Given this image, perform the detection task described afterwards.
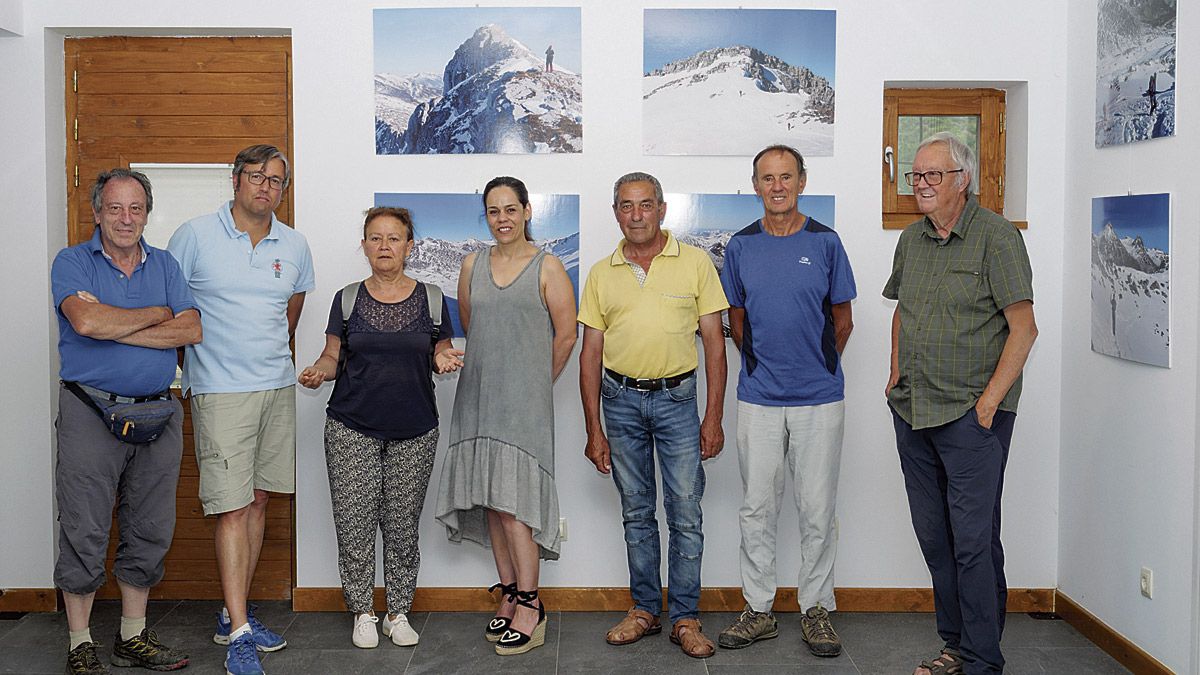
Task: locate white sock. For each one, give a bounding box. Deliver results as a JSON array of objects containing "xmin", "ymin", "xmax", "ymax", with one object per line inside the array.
[
  {"xmin": 68, "ymin": 628, "xmax": 92, "ymax": 650},
  {"xmin": 221, "ymin": 606, "xmax": 230, "ymax": 622},
  {"xmin": 230, "ymin": 622, "xmax": 252, "ymax": 641},
  {"xmin": 120, "ymin": 616, "xmax": 146, "ymax": 641}
]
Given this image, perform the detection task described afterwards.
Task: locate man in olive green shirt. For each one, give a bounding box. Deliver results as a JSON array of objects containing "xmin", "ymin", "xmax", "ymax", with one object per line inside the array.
[{"xmin": 883, "ymin": 133, "xmax": 1037, "ymax": 675}]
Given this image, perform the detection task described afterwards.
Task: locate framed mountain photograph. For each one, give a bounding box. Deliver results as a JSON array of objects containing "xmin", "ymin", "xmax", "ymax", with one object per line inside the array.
[
  {"xmin": 374, "ymin": 7, "xmax": 582, "ymax": 154},
  {"xmin": 1094, "ymin": 0, "xmax": 1176, "ymax": 147},
  {"xmin": 643, "ymin": 8, "xmax": 836, "ymax": 156}
]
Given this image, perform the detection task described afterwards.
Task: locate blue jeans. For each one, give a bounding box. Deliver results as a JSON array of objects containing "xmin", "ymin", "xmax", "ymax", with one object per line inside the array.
[
  {"xmin": 892, "ymin": 406, "xmax": 1015, "ymax": 675},
  {"xmin": 601, "ymin": 371, "xmax": 705, "ymax": 624}
]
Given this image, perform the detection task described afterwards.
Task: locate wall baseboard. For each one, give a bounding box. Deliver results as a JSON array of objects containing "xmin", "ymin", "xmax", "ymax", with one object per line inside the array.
[
  {"xmin": 1054, "ymin": 591, "xmax": 1171, "ymax": 675},
  {"xmin": 293, "ymin": 586, "xmax": 1054, "ymax": 614},
  {"xmin": 0, "ymin": 588, "xmax": 57, "ymax": 612}
]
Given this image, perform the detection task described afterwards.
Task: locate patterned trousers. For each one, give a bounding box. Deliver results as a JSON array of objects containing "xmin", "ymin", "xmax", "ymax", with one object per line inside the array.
[{"xmin": 324, "ymin": 417, "xmax": 438, "ymax": 615}]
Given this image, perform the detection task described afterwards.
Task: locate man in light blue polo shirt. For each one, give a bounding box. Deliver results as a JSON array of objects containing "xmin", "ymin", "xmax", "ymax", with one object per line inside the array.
[
  {"xmin": 717, "ymin": 145, "xmax": 856, "ymax": 658},
  {"xmin": 168, "ymin": 144, "xmax": 314, "ymax": 675},
  {"xmin": 53, "ymin": 168, "xmax": 199, "ymax": 674}
]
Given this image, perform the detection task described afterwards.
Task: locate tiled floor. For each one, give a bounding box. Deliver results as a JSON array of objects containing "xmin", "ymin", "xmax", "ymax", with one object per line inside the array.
[{"xmin": 0, "ymin": 601, "xmax": 1131, "ymax": 674}]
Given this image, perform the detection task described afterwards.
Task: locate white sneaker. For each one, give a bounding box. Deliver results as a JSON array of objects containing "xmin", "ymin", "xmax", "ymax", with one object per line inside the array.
[
  {"xmin": 382, "ymin": 613, "xmax": 419, "ymax": 646},
  {"xmin": 352, "ymin": 613, "xmax": 379, "ymax": 649}
]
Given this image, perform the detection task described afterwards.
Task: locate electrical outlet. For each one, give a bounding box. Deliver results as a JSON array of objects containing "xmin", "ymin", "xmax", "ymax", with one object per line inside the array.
[
  {"xmin": 1140, "ymin": 567, "xmax": 1153, "ymax": 599},
  {"xmin": 559, "ymin": 517, "xmax": 568, "ymax": 541}
]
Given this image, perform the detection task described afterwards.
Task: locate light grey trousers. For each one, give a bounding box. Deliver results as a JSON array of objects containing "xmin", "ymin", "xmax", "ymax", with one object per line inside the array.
[{"xmin": 736, "ymin": 399, "xmax": 845, "ymax": 613}]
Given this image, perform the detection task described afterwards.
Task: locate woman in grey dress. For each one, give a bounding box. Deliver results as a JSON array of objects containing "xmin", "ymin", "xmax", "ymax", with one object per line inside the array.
[{"xmin": 435, "ymin": 176, "xmax": 577, "ymax": 656}]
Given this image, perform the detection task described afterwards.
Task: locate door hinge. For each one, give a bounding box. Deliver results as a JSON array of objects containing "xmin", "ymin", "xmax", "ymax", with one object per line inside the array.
[
  {"xmin": 1000, "ymin": 111, "xmax": 1006, "ymax": 135},
  {"xmin": 73, "ymin": 118, "xmax": 78, "ymax": 141},
  {"xmin": 74, "ymin": 165, "xmax": 79, "ymax": 188},
  {"xmin": 72, "ymin": 70, "xmax": 77, "ymax": 93},
  {"xmin": 998, "ymin": 174, "xmax": 1004, "ymax": 200}
]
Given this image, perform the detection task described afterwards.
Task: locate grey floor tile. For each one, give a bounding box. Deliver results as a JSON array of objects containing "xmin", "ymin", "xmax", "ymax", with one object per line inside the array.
[
  {"xmin": 0, "ymin": 619, "xmax": 22, "ymax": 642},
  {"xmin": 834, "ymin": 612, "xmax": 945, "ymax": 675},
  {"xmin": 405, "ymin": 611, "xmax": 559, "ymax": 674},
  {"xmin": 709, "ymin": 666, "xmax": 860, "ymax": 675},
  {"xmin": 555, "ymin": 612, "xmax": 707, "ymax": 674},
  {"xmin": 1000, "ymin": 613, "xmax": 1095, "ymax": 651},
  {"xmin": 262, "ymin": 646, "xmax": 409, "ymax": 674}
]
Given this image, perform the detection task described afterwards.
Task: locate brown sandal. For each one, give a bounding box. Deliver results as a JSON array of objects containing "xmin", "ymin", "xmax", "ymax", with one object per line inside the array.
[
  {"xmin": 670, "ymin": 618, "xmax": 715, "ymax": 659},
  {"xmin": 915, "ymin": 649, "xmax": 964, "ymax": 675},
  {"xmin": 605, "ymin": 608, "xmax": 661, "ymax": 645}
]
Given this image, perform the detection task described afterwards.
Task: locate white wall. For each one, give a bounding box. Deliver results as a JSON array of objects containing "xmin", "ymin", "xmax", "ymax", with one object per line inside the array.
[
  {"xmin": 1059, "ymin": 1, "xmax": 1198, "ymax": 673},
  {"xmin": 3, "ymin": 0, "xmax": 1066, "ymax": 621}
]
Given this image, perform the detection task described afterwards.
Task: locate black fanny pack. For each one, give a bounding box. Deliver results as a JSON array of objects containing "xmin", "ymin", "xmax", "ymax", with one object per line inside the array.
[{"xmin": 64, "ymin": 381, "xmax": 176, "ymax": 444}]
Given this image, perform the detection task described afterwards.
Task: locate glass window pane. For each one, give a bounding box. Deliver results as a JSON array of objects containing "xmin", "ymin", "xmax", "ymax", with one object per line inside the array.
[{"xmin": 897, "ymin": 115, "xmax": 979, "ymax": 195}]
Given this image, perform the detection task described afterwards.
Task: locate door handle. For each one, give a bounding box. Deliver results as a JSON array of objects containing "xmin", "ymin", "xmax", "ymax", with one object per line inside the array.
[{"xmin": 884, "ymin": 145, "xmax": 896, "ymax": 183}]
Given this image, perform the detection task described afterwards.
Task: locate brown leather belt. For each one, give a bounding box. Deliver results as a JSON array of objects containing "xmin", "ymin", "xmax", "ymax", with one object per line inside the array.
[{"xmin": 604, "ymin": 368, "xmax": 695, "ymax": 391}]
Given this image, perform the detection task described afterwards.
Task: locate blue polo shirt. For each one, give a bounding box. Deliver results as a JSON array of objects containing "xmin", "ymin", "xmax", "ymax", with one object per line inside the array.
[
  {"xmin": 720, "ymin": 217, "xmax": 857, "ymax": 406},
  {"xmin": 168, "ymin": 201, "xmax": 315, "ymax": 395},
  {"xmin": 52, "ymin": 230, "xmax": 198, "ymax": 397}
]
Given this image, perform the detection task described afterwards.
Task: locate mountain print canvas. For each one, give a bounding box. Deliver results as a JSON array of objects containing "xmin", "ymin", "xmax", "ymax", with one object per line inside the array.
[
  {"xmin": 643, "ymin": 9, "xmax": 836, "ymax": 156},
  {"xmin": 1095, "ymin": 0, "xmax": 1176, "ymax": 147},
  {"xmin": 375, "ymin": 8, "xmax": 582, "ymax": 154},
  {"xmin": 374, "ymin": 192, "xmax": 579, "ymax": 338},
  {"xmin": 1091, "ymin": 193, "xmax": 1170, "ymax": 367}
]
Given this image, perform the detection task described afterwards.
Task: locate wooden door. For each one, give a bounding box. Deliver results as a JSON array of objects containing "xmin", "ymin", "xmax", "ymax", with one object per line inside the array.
[{"xmin": 65, "ymin": 36, "xmax": 295, "ymax": 600}]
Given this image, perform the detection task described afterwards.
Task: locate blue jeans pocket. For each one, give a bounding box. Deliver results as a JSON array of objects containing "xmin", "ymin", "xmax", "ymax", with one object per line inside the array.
[
  {"xmin": 666, "ymin": 376, "xmax": 697, "ymax": 402},
  {"xmin": 601, "ymin": 374, "xmax": 621, "ymax": 399}
]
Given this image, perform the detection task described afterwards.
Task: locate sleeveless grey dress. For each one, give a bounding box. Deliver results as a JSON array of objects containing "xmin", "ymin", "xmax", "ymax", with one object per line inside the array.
[{"xmin": 435, "ymin": 248, "xmax": 561, "ymax": 559}]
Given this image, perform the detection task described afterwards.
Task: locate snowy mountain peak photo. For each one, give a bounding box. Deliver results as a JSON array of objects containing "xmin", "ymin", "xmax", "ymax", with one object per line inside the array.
[
  {"xmin": 1094, "ymin": 0, "xmax": 1176, "ymax": 146},
  {"xmin": 443, "ymin": 24, "xmax": 543, "ymax": 94}
]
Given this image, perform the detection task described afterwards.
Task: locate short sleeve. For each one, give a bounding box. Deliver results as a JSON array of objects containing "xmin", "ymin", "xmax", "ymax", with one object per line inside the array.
[
  {"xmin": 882, "ymin": 230, "xmax": 908, "ymax": 300},
  {"xmin": 986, "ymin": 226, "xmax": 1034, "ymax": 309},
  {"xmin": 324, "ymin": 290, "xmax": 345, "ymax": 337},
  {"xmin": 576, "ymin": 264, "xmax": 607, "ymax": 331},
  {"xmin": 51, "ymin": 249, "xmax": 91, "ymax": 316},
  {"xmin": 293, "ymin": 236, "xmax": 316, "ymax": 294},
  {"xmin": 162, "ymin": 253, "xmax": 199, "ymax": 315},
  {"xmin": 719, "ymin": 237, "xmax": 746, "ymax": 309},
  {"xmin": 166, "ymin": 221, "xmax": 197, "ymax": 280},
  {"xmin": 828, "ymin": 235, "xmax": 857, "ymax": 305},
  {"xmin": 695, "ymin": 255, "xmax": 730, "ymax": 317}
]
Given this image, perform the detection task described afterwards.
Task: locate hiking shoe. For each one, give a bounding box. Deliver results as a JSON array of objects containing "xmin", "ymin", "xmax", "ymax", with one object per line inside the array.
[
  {"xmin": 66, "ymin": 641, "xmax": 109, "ymax": 674},
  {"xmin": 800, "ymin": 605, "xmax": 841, "ymax": 657},
  {"xmin": 352, "ymin": 613, "xmax": 379, "ymax": 649},
  {"xmin": 214, "ymin": 605, "xmax": 287, "ymax": 652},
  {"xmin": 223, "ymin": 632, "xmax": 263, "ymax": 675},
  {"xmin": 717, "ymin": 606, "xmax": 778, "ymax": 649},
  {"xmin": 382, "ymin": 613, "xmax": 419, "ymax": 647},
  {"xmin": 110, "ymin": 628, "xmax": 189, "ymax": 670}
]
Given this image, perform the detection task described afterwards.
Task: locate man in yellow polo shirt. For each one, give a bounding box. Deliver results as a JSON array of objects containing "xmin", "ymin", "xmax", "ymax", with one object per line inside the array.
[{"xmin": 578, "ymin": 171, "xmax": 728, "ymax": 659}]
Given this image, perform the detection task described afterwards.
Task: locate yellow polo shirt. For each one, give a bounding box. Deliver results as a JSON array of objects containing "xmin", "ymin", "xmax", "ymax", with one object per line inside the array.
[{"xmin": 578, "ymin": 231, "xmax": 729, "ymax": 379}]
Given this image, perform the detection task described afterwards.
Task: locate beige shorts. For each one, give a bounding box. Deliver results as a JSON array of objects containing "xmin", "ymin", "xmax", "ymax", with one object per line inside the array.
[{"xmin": 191, "ymin": 386, "xmax": 297, "ymax": 515}]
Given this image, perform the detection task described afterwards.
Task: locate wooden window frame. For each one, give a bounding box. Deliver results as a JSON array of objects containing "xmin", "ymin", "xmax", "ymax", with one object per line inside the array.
[{"xmin": 883, "ymin": 88, "xmax": 1022, "ymax": 230}]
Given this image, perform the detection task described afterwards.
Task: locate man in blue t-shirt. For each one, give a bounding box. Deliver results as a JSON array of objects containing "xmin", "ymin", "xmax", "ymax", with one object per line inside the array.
[
  {"xmin": 53, "ymin": 169, "xmax": 201, "ymax": 674},
  {"xmin": 717, "ymin": 145, "xmax": 856, "ymax": 658}
]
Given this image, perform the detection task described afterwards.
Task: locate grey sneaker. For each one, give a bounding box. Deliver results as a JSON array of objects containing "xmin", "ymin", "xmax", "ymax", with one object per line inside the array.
[
  {"xmin": 717, "ymin": 606, "xmax": 778, "ymax": 649},
  {"xmin": 800, "ymin": 605, "xmax": 841, "ymax": 657}
]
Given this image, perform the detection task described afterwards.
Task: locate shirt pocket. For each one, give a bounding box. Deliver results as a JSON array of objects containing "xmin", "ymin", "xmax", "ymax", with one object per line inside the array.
[
  {"xmin": 944, "ymin": 262, "xmax": 984, "ymax": 306},
  {"xmin": 658, "ymin": 293, "xmax": 697, "ymax": 334}
]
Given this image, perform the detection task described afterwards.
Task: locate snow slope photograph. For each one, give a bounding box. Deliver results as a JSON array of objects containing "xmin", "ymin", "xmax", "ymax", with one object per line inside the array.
[
  {"xmin": 643, "ymin": 9, "xmax": 835, "ymax": 156},
  {"xmin": 374, "ymin": 192, "xmax": 579, "ymax": 338},
  {"xmin": 374, "ymin": 7, "xmax": 582, "ymax": 154},
  {"xmin": 1091, "ymin": 193, "xmax": 1170, "ymax": 367},
  {"xmin": 663, "ymin": 192, "xmax": 834, "ymax": 337},
  {"xmin": 1095, "ymin": 0, "xmax": 1176, "ymax": 147}
]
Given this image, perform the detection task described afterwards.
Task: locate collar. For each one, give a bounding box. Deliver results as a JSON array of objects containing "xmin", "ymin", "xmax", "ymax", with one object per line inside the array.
[
  {"xmin": 608, "ymin": 229, "xmax": 680, "ymax": 266},
  {"xmin": 88, "ymin": 227, "xmax": 148, "ymax": 264},
  {"xmin": 218, "ymin": 200, "xmax": 281, "ymax": 241},
  {"xmin": 921, "ymin": 195, "xmax": 980, "ymax": 243}
]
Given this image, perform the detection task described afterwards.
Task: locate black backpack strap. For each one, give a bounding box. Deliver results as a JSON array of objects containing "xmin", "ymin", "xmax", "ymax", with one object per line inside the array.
[{"xmin": 336, "ymin": 281, "xmax": 364, "ymax": 378}]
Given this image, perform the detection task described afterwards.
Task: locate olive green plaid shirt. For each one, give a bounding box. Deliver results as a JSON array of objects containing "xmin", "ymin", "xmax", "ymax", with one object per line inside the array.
[{"xmin": 883, "ymin": 197, "xmax": 1033, "ymax": 430}]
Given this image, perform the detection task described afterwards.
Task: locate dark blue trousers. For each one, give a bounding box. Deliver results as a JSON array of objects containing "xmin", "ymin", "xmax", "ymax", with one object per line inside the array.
[{"xmin": 892, "ymin": 407, "xmax": 1015, "ymax": 675}]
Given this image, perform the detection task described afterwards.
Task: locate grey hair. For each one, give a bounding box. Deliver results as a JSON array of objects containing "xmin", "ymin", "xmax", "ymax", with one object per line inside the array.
[
  {"xmin": 233, "ymin": 144, "xmax": 291, "ymax": 190},
  {"xmin": 612, "ymin": 172, "xmax": 664, "ymax": 205},
  {"xmin": 91, "ymin": 168, "xmax": 153, "ymax": 215},
  {"xmin": 917, "ymin": 132, "xmax": 975, "ymax": 193}
]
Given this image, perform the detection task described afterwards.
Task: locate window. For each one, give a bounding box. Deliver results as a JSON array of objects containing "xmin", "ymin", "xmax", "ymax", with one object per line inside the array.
[{"xmin": 882, "ymin": 88, "xmax": 1022, "ymax": 230}]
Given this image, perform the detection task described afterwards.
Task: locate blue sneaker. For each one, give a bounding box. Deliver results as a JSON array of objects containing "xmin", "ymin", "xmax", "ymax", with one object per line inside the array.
[
  {"xmin": 224, "ymin": 632, "xmax": 264, "ymax": 675},
  {"xmin": 213, "ymin": 605, "xmax": 287, "ymax": 652}
]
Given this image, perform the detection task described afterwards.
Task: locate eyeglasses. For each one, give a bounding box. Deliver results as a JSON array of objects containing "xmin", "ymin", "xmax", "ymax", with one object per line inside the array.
[
  {"xmin": 902, "ymin": 168, "xmax": 964, "ymax": 186},
  {"xmin": 904, "ymin": 169, "xmax": 963, "ymax": 187},
  {"xmin": 244, "ymin": 171, "xmax": 284, "ymax": 190},
  {"xmin": 617, "ymin": 200, "xmax": 660, "ymax": 214}
]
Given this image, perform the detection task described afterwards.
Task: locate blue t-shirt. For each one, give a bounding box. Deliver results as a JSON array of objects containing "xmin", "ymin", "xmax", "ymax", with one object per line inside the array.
[
  {"xmin": 52, "ymin": 230, "xmax": 198, "ymax": 397},
  {"xmin": 168, "ymin": 201, "xmax": 315, "ymax": 395},
  {"xmin": 720, "ymin": 217, "xmax": 857, "ymax": 406},
  {"xmin": 324, "ymin": 283, "xmax": 454, "ymax": 441}
]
